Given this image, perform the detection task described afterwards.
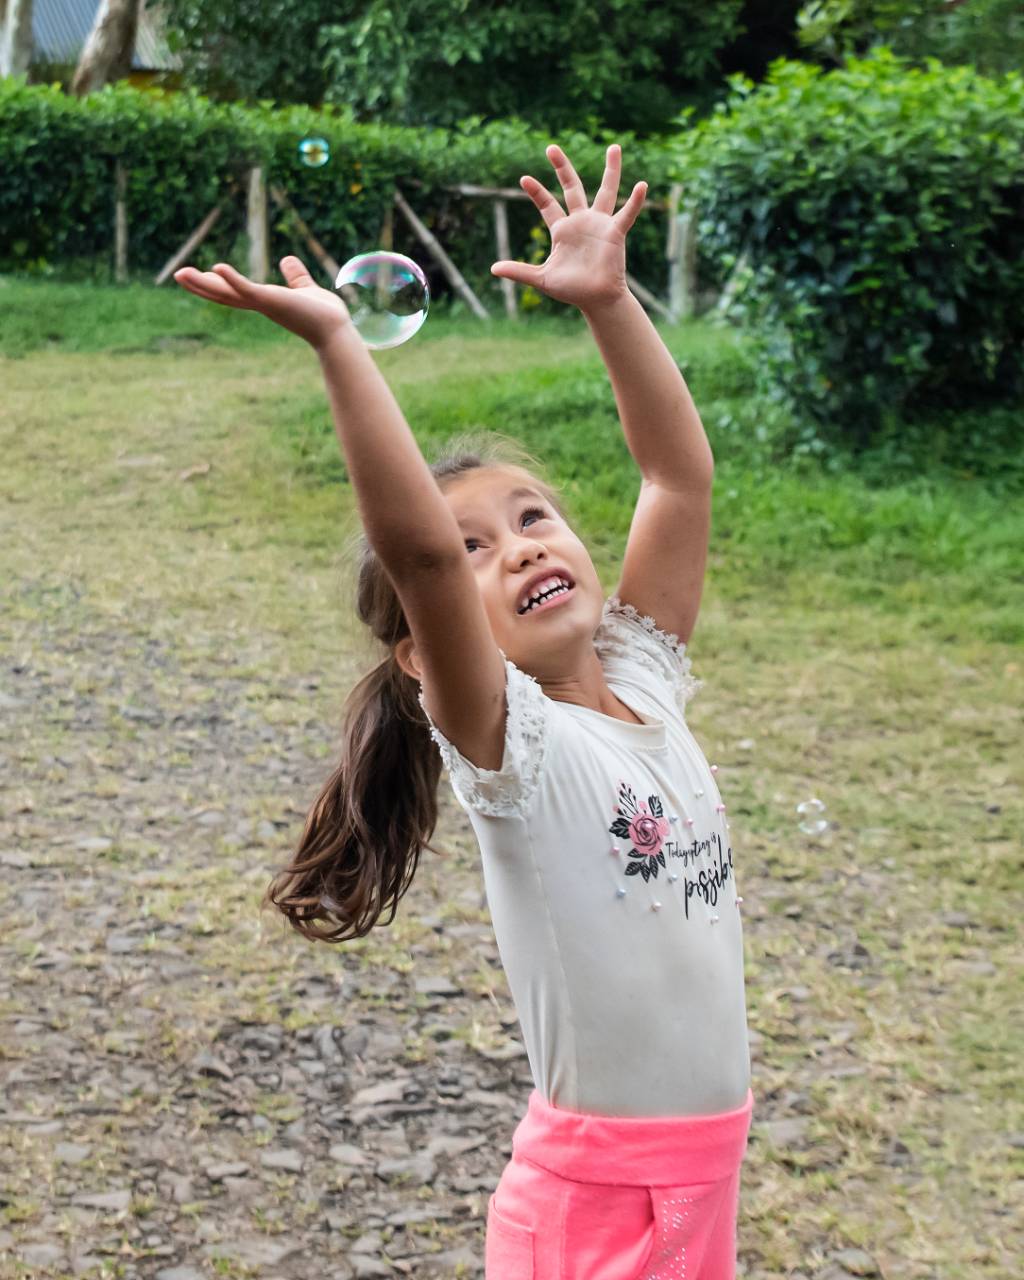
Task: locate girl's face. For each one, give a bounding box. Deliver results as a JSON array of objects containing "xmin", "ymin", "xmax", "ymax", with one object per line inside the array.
[{"xmin": 443, "ymin": 467, "xmax": 604, "ymax": 671}]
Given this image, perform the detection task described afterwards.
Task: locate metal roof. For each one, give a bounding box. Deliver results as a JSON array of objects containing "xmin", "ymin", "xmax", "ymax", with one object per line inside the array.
[{"xmin": 32, "ymin": 0, "xmax": 182, "ymax": 70}]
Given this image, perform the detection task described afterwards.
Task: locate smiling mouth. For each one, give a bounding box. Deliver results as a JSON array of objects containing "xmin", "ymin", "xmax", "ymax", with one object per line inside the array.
[{"xmin": 518, "ymin": 581, "xmax": 575, "ymax": 615}]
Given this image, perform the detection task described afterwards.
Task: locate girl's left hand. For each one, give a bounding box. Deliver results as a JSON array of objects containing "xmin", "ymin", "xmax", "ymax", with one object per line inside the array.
[{"xmin": 490, "ymin": 143, "xmax": 647, "ymax": 313}]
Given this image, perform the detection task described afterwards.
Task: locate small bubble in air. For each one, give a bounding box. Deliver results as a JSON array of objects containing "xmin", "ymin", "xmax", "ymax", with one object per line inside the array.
[
  {"xmin": 298, "ymin": 136, "xmax": 330, "ymax": 168},
  {"xmin": 796, "ymin": 797, "xmax": 828, "ymax": 836}
]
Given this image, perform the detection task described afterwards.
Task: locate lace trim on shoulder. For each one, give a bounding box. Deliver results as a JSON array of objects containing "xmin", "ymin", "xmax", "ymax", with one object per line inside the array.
[
  {"xmin": 599, "ymin": 595, "xmax": 704, "ymax": 710},
  {"xmin": 417, "ymin": 653, "xmax": 549, "ymax": 819}
]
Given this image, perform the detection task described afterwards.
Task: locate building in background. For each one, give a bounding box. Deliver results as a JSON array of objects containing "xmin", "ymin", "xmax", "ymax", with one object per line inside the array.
[{"xmin": 32, "ymin": 0, "xmax": 180, "ymax": 87}]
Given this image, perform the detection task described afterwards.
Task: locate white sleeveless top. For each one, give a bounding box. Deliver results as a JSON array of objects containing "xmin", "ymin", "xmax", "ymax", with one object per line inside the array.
[{"xmin": 418, "ymin": 596, "xmax": 751, "ymax": 1118}]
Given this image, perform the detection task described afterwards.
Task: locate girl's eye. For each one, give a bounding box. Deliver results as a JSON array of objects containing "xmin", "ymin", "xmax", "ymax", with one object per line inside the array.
[{"xmin": 465, "ymin": 506, "xmax": 547, "ymax": 552}]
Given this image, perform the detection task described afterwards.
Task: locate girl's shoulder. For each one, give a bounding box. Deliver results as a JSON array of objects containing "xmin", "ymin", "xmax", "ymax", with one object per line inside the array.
[
  {"xmin": 421, "ymin": 652, "xmax": 549, "ymax": 820},
  {"xmin": 595, "ymin": 596, "xmax": 703, "ymax": 710}
]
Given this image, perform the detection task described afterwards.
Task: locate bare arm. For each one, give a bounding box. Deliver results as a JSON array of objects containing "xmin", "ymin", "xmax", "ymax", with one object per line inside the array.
[
  {"xmin": 314, "ymin": 323, "xmax": 464, "ymax": 568},
  {"xmin": 580, "ymin": 288, "xmax": 713, "ymax": 646},
  {"xmin": 175, "ymin": 254, "xmax": 508, "ymax": 769},
  {"xmin": 491, "ymin": 143, "xmax": 714, "ymax": 645},
  {"xmin": 582, "ymin": 290, "xmax": 714, "ymax": 488},
  {"xmin": 173, "ymin": 255, "xmax": 464, "ymax": 569}
]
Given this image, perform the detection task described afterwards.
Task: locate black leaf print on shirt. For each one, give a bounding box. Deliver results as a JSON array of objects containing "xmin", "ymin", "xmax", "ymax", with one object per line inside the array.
[{"xmin": 623, "ymin": 849, "xmax": 667, "ymax": 883}]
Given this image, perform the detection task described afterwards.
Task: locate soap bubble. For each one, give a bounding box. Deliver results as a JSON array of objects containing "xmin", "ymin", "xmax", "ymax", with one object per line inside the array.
[
  {"xmin": 796, "ymin": 798, "xmax": 828, "ymax": 836},
  {"xmin": 298, "ymin": 136, "xmax": 330, "ymax": 168},
  {"xmin": 335, "ymin": 252, "xmax": 429, "ymax": 350}
]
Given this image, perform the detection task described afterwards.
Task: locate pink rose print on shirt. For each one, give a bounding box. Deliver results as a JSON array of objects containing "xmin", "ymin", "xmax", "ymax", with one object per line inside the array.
[{"xmin": 609, "ymin": 781, "xmax": 670, "ymax": 882}]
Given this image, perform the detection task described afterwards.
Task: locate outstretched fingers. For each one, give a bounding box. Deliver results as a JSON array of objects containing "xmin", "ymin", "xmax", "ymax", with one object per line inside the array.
[
  {"xmin": 520, "ymin": 174, "xmax": 566, "ymax": 230},
  {"xmin": 613, "ymin": 181, "xmax": 648, "ymax": 235},
  {"xmin": 173, "ymin": 265, "xmax": 249, "ymax": 307},
  {"xmin": 529, "ymin": 141, "xmax": 644, "ymax": 228},
  {"xmin": 592, "ymin": 144, "xmax": 622, "ymax": 216},
  {"xmin": 211, "ymin": 261, "xmax": 261, "ymax": 298},
  {"xmin": 546, "ymin": 144, "xmax": 588, "ymax": 212}
]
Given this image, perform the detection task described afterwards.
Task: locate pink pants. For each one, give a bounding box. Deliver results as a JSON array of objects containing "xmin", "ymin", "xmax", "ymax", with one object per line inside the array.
[{"xmin": 486, "ymin": 1087, "xmax": 754, "ymax": 1280}]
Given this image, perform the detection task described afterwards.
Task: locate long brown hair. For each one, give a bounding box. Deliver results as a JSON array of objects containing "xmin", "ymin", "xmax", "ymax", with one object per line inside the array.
[{"xmin": 263, "ymin": 430, "xmax": 569, "ymax": 943}]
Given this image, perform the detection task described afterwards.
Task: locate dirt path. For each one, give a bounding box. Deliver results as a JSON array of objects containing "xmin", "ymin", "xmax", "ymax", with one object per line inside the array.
[
  {"xmin": 1, "ymin": 574, "xmax": 531, "ymax": 1278},
  {"xmin": 1, "ymin": 346, "xmax": 1020, "ymax": 1280}
]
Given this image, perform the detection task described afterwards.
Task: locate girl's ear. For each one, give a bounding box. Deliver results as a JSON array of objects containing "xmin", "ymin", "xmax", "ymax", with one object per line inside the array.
[{"xmin": 394, "ymin": 636, "xmax": 420, "ymax": 683}]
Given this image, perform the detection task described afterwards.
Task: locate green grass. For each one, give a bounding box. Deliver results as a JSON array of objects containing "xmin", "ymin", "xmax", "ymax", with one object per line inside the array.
[
  {"xmin": 1, "ymin": 277, "xmax": 1020, "ymax": 649},
  {"xmin": 0, "ymin": 275, "xmax": 583, "ymax": 358}
]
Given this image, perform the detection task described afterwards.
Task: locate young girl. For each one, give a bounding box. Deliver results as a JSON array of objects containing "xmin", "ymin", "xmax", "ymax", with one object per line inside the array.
[{"xmin": 176, "ymin": 142, "xmax": 754, "ymax": 1280}]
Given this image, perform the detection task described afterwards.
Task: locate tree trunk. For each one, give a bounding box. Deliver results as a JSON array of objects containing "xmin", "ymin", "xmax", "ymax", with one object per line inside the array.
[
  {"xmin": 0, "ymin": 0, "xmax": 34, "ymax": 78},
  {"xmin": 70, "ymin": 0, "xmax": 140, "ymax": 96}
]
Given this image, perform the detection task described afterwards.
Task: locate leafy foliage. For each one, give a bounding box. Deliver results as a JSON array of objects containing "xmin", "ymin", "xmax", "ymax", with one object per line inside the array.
[
  {"xmin": 160, "ymin": 0, "xmax": 334, "ymax": 106},
  {"xmin": 672, "ymin": 47, "xmax": 1024, "ymax": 450},
  {"xmin": 160, "ymin": 0, "xmax": 748, "ymax": 136},
  {"xmin": 796, "ymin": 0, "xmax": 1024, "ymax": 75},
  {"xmin": 0, "ymin": 81, "xmax": 673, "ymax": 300}
]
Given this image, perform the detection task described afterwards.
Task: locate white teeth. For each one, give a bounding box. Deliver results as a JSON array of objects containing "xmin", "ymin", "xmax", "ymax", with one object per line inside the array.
[
  {"xmin": 519, "ymin": 575, "xmax": 569, "ymax": 611},
  {"xmin": 523, "ymin": 582, "xmax": 570, "ymax": 612}
]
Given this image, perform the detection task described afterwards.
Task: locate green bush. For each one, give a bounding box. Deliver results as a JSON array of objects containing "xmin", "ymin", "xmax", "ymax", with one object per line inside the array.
[
  {"xmin": 0, "ymin": 80, "xmax": 673, "ymax": 305},
  {"xmin": 672, "ymin": 47, "xmax": 1024, "ymax": 450}
]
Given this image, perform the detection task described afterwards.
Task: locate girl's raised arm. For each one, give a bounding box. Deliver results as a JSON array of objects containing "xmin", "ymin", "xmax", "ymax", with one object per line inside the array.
[
  {"xmin": 311, "ymin": 313, "xmax": 512, "ymax": 770},
  {"xmin": 492, "ymin": 145, "xmax": 715, "ymax": 646},
  {"xmin": 174, "ymin": 255, "xmax": 509, "ymax": 771},
  {"xmin": 175, "ymin": 256, "xmax": 465, "ymax": 569}
]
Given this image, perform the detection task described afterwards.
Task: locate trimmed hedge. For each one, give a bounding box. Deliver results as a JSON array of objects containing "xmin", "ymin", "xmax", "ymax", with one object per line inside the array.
[
  {"xmin": 0, "ymin": 81, "xmax": 673, "ymax": 308},
  {"xmin": 4, "ymin": 57, "xmax": 1021, "ymax": 454},
  {"xmin": 673, "ymin": 48, "xmax": 1024, "ymax": 446}
]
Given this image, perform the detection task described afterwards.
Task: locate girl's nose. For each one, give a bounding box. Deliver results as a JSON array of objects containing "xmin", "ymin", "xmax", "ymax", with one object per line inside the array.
[{"xmin": 509, "ymin": 538, "xmax": 547, "ymax": 565}]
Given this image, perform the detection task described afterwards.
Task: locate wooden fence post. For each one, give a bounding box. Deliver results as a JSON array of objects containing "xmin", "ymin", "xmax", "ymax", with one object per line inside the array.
[
  {"xmin": 154, "ymin": 205, "xmax": 224, "ymax": 285},
  {"xmin": 247, "ymin": 166, "xmax": 269, "ymax": 283},
  {"xmin": 114, "ymin": 161, "xmax": 128, "ymax": 284},
  {"xmin": 715, "ymin": 241, "xmax": 751, "ymax": 318},
  {"xmin": 393, "ymin": 187, "xmax": 490, "ymax": 321},
  {"xmin": 625, "ymin": 272, "xmax": 673, "ymax": 322},
  {"xmin": 269, "ymin": 186, "xmax": 340, "ymax": 283},
  {"xmin": 666, "ymin": 183, "xmax": 698, "ymax": 321},
  {"xmin": 492, "ymin": 198, "xmax": 518, "ymax": 320},
  {"xmin": 379, "ymin": 200, "xmax": 394, "ymax": 253}
]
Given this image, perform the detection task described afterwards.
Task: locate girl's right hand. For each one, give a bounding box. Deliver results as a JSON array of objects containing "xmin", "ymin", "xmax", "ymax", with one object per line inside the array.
[{"xmin": 174, "ymin": 255, "xmax": 351, "ymax": 351}]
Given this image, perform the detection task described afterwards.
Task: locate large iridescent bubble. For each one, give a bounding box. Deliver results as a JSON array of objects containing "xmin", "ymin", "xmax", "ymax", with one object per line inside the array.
[{"xmin": 335, "ymin": 252, "xmax": 429, "ymax": 350}]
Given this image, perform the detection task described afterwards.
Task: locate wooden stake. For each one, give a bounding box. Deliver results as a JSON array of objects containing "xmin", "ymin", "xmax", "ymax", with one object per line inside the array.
[
  {"xmin": 666, "ymin": 183, "xmax": 682, "ymax": 319},
  {"xmin": 114, "ymin": 161, "xmax": 128, "ymax": 284},
  {"xmin": 666, "ymin": 185, "xmax": 698, "ymax": 321},
  {"xmin": 247, "ymin": 166, "xmax": 269, "ymax": 283},
  {"xmin": 374, "ymin": 202, "xmax": 395, "ymax": 308},
  {"xmin": 625, "ymin": 271, "xmax": 673, "ymax": 322},
  {"xmin": 492, "ymin": 198, "xmax": 517, "ymax": 321},
  {"xmin": 154, "ymin": 204, "xmax": 223, "ymax": 285},
  {"xmin": 269, "ymin": 186, "xmax": 340, "ymax": 283},
  {"xmin": 393, "ymin": 187, "xmax": 490, "ymax": 321},
  {"xmin": 715, "ymin": 242, "xmax": 751, "ymax": 317},
  {"xmin": 379, "ymin": 201, "xmax": 394, "ymax": 252}
]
